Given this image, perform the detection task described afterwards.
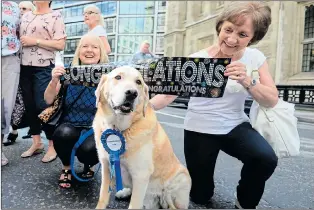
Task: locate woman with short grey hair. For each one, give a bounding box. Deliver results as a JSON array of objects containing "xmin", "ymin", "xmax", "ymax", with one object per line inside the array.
[{"xmin": 150, "ymin": 2, "xmax": 278, "ymax": 209}]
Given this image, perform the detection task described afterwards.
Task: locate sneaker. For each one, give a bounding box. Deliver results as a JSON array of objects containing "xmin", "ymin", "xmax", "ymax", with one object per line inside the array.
[{"xmin": 1, "ymin": 152, "xmax": 8, "ymax": 166}]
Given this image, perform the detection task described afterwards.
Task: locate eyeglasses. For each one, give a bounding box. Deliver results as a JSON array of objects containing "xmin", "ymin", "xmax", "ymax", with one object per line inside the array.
[
  {"xmin": 83, "ymin": 11, "xmax": 98, "ymax": 15},
  {"xmin": 19, "ymin": 7, "xmax": 28, "ymax": 11}
]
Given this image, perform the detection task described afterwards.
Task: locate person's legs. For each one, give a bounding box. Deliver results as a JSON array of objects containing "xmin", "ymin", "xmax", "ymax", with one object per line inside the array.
[
  {"xmin": 76, "ymin": 131, "xmax": 99, "ymax": 177},
  {"xmin": 32, "ymin": 65, "xmax": 57, "ymax": 161},
  {"xmin": 221, "ymin": 122, "xmax": 278, "ymax": 209},
  {"xmin": 53, "ymin": 123, "xmax": 80, "ymax": 188},
  {"xmin": 184, "ymin": 130, "xmax": 221, "ymax": 205},
  {"xmin": 42, "ymin": 124, "xmax": 57, "ymax": 163},
  {"xmin": 2, "ymin": 55, "xmax": 20, "ymax": 146},
  {"xmin": 6, "ymin": 86, "xmax": 25, "ymax": 144},
  {"xmin": 19, "ymin": 65, "xmax": 44, "ymax": 157},
  {"xmin": 1, "ymin": 98, "xmax": 8, "ymax": 166}
]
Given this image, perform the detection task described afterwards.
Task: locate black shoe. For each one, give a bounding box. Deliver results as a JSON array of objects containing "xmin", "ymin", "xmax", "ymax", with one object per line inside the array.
[
  {"xmin": 22, "ymin": 134, "xmax": 32, "ymax": 139},
  {"xmin": 3, "ymin": 133, "xmax": 18, "ymax": 146}
]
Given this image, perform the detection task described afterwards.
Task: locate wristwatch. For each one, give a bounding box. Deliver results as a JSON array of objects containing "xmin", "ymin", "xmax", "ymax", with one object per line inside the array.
[{"xmin": 246, "ymin": 78, "xmax": 257, "ymax": 90}]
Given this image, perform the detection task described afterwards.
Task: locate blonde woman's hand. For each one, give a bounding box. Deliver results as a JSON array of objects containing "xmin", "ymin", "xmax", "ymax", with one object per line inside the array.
[
  {"xmin": 224, "ymin": 61, "xmax": 247, "ymax": 85},
  {"xmin": 51, "ymin": 66, "xmax": 65, "ymax": 84}
]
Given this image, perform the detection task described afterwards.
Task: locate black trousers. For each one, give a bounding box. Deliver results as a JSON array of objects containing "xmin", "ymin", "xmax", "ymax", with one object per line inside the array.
[
  {"xmin": 184, "ymin": 122, "xmax": 278, "ymax": 209},
  {"xmin": 19, "ymin": 64, "xmax": 53, "ymax": 135},
  {"xmin": 52, "ymin": 123, "xmax": 99, "ymax": 167}
]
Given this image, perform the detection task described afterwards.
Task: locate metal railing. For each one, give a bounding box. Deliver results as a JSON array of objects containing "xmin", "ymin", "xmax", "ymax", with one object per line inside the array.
[
  {"xmin": 173, "ymin": 85, "xmax": 314, "ymax": 115},
  {"xmin": 277, "ymin": 85, "xmax": 314, "ymax": 106}
]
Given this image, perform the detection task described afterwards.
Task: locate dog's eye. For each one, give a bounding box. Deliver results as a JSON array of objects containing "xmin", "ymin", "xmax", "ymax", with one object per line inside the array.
[
  {"xmin": 136, "ymin": 79, "xmax": 142, "ymax": 85},
  {"xmin": 115, "ymin": 75, "xmax": 121, "ymax": 80}
]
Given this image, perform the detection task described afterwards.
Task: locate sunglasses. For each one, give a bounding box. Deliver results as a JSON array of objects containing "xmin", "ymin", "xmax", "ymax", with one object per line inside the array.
[
  {"xmin": 83, "ymin": 11, "xmax": 98, "ymax": 15},
  {"xmin": 20, "ymin": 7, "xmax": 28, "ymax": 11}
]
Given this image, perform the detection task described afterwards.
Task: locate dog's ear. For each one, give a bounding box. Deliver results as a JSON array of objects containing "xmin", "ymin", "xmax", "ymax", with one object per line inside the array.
[
  {"xmin": 142, "ymin": 83, "xmax": 149, "ymax": 117},
  {"xmin": 95, "ymin": 75, "xmax": 107, "ymax": 108}
]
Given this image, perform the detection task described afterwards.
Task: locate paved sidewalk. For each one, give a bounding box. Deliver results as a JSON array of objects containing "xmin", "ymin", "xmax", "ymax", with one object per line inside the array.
[{"xmin": 295, "ymin": 109, "xmax": 314, "ymax": 123}]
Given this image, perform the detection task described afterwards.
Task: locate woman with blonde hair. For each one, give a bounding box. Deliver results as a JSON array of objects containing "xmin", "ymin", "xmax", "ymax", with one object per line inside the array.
[
  {"xmin": 43, "ymin": 34, "xmax": 108, "ymax": 188},
  {"xmin": 150, "ymin": 2, "xmax": 278, "ymax": 209},
  {"xmin": 18, "ymin": 1, "xmax": 35, "ymax": 16},
  {"xmin": 83, "ymin": 4, "xmax": 111, "ymax": 55}
]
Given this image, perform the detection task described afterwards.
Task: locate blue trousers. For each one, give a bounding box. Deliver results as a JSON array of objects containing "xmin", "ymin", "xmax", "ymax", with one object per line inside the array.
[
  {"xmin": 184, "ymin": 122, "xmax": 278, "ymax": 209},
  {"xmin": 19, "ymin": 64, "xmax": 54, "ymax": 136}
]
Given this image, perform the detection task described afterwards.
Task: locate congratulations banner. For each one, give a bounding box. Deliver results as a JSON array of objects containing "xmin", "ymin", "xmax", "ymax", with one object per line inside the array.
[{"xmin": 63, "ymin": 57, "xmax": 231, "ymax": 98}]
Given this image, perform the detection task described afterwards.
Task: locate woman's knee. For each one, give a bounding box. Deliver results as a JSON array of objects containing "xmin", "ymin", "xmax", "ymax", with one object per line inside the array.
[
  {"xmin": 252, "ymin": 145, "xmax": 278, "ymax": 177},
  {"xmin": 76, "ymin": 136, "xmax": 98, "ymax": 165},
  {"xmin": 77, "ymin": 135, "xmax": 96, "ymax": 155},
  {"xmin": 53, "ymin": 124, "xmax": 80, "ymax": 143}
]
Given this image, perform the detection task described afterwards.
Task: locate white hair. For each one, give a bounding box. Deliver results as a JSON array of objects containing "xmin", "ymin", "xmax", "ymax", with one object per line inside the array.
[
  {"xmin": 84, "ymin": 4, "xmax": 105, "ymax": 27},
  {"xmin": 19, "ymin": 1, "xmax": 35, "ymax": 11}
]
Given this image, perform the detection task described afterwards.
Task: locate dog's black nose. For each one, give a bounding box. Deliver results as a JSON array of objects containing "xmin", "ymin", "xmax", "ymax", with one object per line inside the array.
[{"xmin": 125, "ymin": 89, "xmax": 138, "ymax": 100}]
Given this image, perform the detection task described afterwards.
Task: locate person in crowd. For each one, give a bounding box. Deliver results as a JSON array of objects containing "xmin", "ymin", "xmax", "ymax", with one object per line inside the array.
[
  {"xmin": 19, "ymin": 1, "xmax": 35, "ymax": 17},
  {"xmin": 19, "ymin": 0, "xmax": 66, "ymax": 163},
  {"xmin": 150, "ymin": 2, "xmax": 278, "ymax": 209},
  {"xmin": 4, "ymin": 1, "xmax": 35, "ymax": 146},
  {"xmin": 83, "ymin": 4, "xmax": 111, "ymax": 55},
  {"xmin": 44, "ymin": 34, "xmax": 109, "ymax": 188},
  {"xmin": 132, "ymin": 40, "xmax": 156, "ymax": 63},
  {"xmin": 1, "ymin": 1, "xmax": 20, "ymax": 166}
]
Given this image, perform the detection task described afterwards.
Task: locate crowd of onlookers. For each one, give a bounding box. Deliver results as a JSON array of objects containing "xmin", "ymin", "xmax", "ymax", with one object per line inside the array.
[{"xmin": 1, "ymin": 0, "xmax": 156, "ymax": 188}]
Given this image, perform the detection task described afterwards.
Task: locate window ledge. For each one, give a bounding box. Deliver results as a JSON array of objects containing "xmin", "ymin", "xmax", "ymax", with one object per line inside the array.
[{"xmin": 280, "ymin": 72, "xmax": 314, "ymax": 86}]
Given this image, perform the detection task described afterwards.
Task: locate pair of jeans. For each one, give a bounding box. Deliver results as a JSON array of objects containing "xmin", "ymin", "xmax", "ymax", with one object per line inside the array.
[
  {"xmin": 51, "ymin": 123, "xmax": 98, "ymax": 167},
  {"xmin": 19, "ymin": 64, "xmax": 54, "ymax": 135},
  {"xmin": 184, "ymin": 122, "xmax": 278, "ymax": 209}
]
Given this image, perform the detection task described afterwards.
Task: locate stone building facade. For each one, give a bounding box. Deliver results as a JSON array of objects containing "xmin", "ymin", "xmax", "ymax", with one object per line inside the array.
[{"xmin": 164, "ymin": 1, "xmax": 314, "ymax": 86}]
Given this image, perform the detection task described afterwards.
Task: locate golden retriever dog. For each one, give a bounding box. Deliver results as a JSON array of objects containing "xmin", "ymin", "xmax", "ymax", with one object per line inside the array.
[{"xmin": 93, "ymin": 66, "xmax": 191, "ymax": 209}]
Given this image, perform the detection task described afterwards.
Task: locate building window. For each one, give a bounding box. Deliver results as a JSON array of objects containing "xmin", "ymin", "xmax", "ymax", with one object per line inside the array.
[
  {"xmin": 108, "ymin": 36, "xmax": 116, "ymax": 53},
  {"xmin": 66, "ymin": 22, "xmax": 86, "ymax": 37},
  {"xmin": 119, "ymin": 1, "xmax": 155, "ymax": 15},
  {"xmin": 157, "ymin": 14, "xmax": 165, "ymax": 32},
  {"xmin": 302, "ymin": 5, "xmax": 314, "ymax": 72},
  {"xmin": 105, "ymin": 18, "xmax": 116, "ymax": 34},
  {"xmin": 117, "ymin": 35, "xmax": 153, "ymax": 54},
  {"xmin": 155, "ymin": 35, "xmax": 164, "ymax": 53},
  {"xmin": 99, "ymin": 1, "xmax": 116, "ymax": 16},
  {"xmin": 51, "ymin": 1, "xmax": 64, "ymax": 8},
  {"xmin": 119, "ymin": 17, "xmax": 154, "ymax": 34},
  {"xmin": 109, "ymin": 55, "xmax": 115, "ymax": 62},
  {"xmin": 64, "ymin": 5, "xmax": 86, "ymax": 18},
  {"xmin": 158, "ymin": 1, "xmax": 166, "ymax": 11},
  {"xmin": 64, "ymin": 39, "xmax": 79, "ymax": 55},
  {"xmin": 64, "ymin": 57, "xmax": 73, "ymax": 66}
]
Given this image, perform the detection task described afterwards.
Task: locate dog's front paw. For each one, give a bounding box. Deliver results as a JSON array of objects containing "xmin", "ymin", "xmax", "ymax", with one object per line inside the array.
[
  {"xmin": 115, "ymin": 188, "xmax": 132, "ymax": 200},
  {"xmin": 95, "ymin": 202, "xmax": 107, "ymax": 209}
]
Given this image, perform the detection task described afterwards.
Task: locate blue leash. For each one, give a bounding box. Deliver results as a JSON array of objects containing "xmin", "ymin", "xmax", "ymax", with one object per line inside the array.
[{"xmin": 70, "ymin": 128, "xmax": 101, "ymax": 182}]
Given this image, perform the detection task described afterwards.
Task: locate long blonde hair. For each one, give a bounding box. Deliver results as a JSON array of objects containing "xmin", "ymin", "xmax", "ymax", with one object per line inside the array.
[
  {"xmin": 72, "ymin": 34, "xmax": 109, "ymax": 66},
  {"xmin": 84, "ymin": 4, "xmax": 105, "ymax": 27}
]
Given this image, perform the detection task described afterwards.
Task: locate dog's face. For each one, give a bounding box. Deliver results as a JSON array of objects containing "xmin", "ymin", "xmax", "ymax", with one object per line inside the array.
[{"xmin": 96, "ymin": 66, "xmax": 149, "ymax": 116}]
